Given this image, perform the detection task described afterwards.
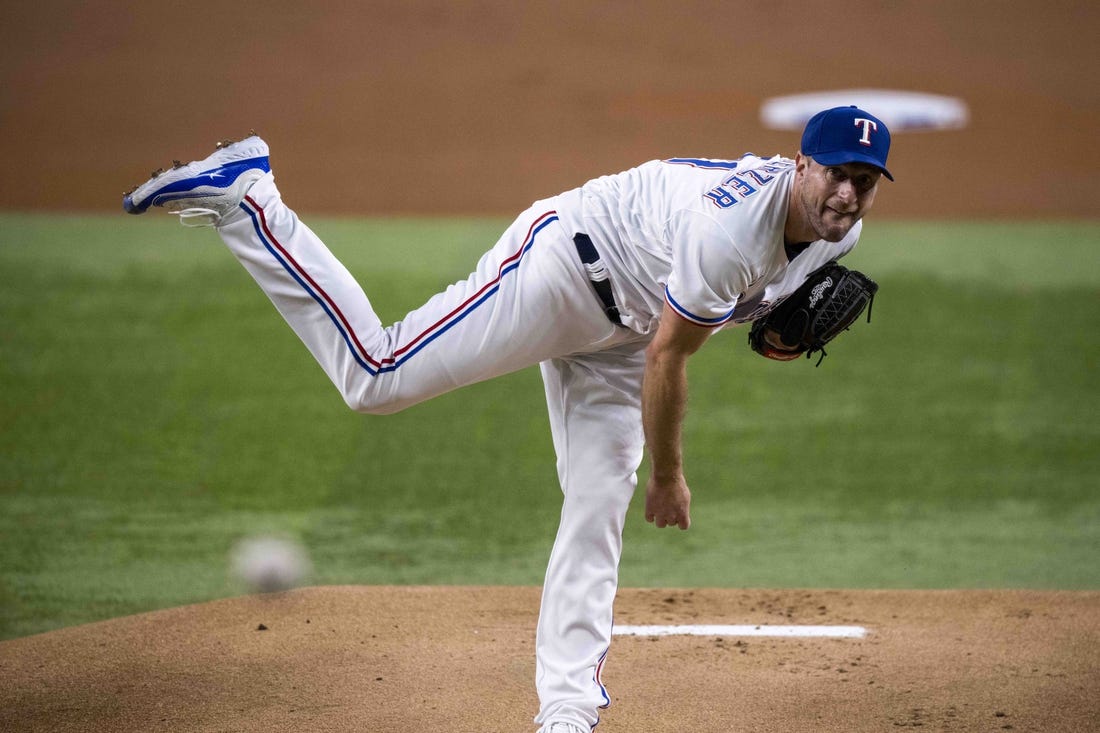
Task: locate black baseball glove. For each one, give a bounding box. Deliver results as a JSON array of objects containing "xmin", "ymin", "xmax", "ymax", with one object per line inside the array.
[{"xmin": 748, "ymin": 262, "xmax": 878, "ymax": 365}]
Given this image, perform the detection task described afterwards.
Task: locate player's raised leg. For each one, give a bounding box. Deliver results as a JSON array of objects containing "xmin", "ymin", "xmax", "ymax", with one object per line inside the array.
[{"xmin": 123, "ymin": 135, "xmax": 635, "ymax": 415}]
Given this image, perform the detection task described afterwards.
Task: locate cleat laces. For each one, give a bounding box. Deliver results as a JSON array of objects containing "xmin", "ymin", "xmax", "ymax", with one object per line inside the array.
[{"xmin": 176, "ymin": 208, "xmax": 223, "ymax": 227}]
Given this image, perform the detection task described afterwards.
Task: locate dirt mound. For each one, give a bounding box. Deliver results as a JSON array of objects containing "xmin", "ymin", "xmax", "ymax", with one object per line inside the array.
[{"xmin": 3, "ymin": 586, "xmax": 1097, "ymax": 732}]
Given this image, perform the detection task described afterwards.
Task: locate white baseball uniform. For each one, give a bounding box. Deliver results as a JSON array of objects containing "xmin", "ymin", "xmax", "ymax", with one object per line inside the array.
[{"xmin": 212, "ymin": 153, "xmax": 860, "ymax": 730}]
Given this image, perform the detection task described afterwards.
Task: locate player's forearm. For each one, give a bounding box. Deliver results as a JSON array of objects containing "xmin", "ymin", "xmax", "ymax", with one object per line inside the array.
[
  {"xmin": 643, "ymin": 304, "xmax": 712, "ymax": 480},
  {"xmin": 642, "ymin": 344, "xmax": 689, "ymax": 481}
]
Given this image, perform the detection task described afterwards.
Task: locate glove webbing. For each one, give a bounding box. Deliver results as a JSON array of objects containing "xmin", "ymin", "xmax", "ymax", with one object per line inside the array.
[{"xmin": 806, "ymin": 275, "xmax": 876, "ymax": 366}]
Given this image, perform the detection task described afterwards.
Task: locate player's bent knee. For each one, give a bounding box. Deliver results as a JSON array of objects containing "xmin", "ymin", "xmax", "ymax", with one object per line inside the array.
[
  {"xmin": 565, "ymin": 482, "xmax": 635, "ymax": 514},
  {"xmin": 343, "ymin": 394, "xmax": 404, "ymax": 416},
  {"xmin": 339, "ymin": 385, "xmax": 412, "ymax": 416}
]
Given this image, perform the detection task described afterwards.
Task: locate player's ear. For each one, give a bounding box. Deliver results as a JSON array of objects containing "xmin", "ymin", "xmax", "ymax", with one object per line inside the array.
[{"xmin": 794, "ymin": 152, "xmax": 809, "ymax": 174}]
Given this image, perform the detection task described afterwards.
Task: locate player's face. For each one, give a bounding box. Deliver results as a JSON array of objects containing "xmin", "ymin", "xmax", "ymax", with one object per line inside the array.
[{"xmin": 795, "ymin": 156, "xmax": 881, "ymax": 242}]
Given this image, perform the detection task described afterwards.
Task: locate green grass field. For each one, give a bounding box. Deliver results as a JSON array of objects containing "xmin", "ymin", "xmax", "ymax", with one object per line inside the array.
[{"xmin": 1, "ymin": 213, "xmax": 1098, "ymax": 640}]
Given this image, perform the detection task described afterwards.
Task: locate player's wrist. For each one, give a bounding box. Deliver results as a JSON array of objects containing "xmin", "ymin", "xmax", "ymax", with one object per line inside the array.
[{"xmin": 649, "ymin": 464, "xmax": 684, "ymax": 484}]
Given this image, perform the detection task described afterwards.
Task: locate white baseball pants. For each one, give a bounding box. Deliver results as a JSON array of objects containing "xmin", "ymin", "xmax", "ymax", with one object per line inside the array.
[{"xmin": 216, "ymin": 172, "xmax": 651, "ymax": 729}]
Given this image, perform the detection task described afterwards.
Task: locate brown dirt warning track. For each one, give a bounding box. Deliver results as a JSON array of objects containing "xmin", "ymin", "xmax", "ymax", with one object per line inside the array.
[
  {"xmin": 2, "ymin": 587, "xmax": 1098, "ymax": 732},
  {"xmin": 1, "ymin": 2, "xmax": 1097, "ymax": 219}
]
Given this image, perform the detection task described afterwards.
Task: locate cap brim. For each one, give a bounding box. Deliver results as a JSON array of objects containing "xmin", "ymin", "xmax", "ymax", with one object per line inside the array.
[{"xmin": 811, "ymin": 150, "xmax": 894, "ymax": 181}]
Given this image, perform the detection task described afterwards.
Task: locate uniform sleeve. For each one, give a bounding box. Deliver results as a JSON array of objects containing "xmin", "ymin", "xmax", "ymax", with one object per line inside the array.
[{"xmin": 664, "ymin": 210, "xmax": 755, "ymax": 327}]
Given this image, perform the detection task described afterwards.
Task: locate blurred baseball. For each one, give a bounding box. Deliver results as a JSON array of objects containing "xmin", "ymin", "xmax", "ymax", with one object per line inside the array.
[{"xmin": 229, "ymin": 535, "xmax": 311, "ymax": 593}]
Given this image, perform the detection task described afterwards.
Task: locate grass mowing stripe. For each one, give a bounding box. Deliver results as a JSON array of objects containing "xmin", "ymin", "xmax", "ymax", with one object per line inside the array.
[{"xmin": 1, "ymin": 214, "xmax": 1097, "ymax": 639}]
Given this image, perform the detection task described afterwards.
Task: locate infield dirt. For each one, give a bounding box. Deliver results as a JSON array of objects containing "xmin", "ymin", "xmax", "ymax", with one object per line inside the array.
[{"xmin": 2, "ymin": 587, "xmax": 1098, "ymax": 732}]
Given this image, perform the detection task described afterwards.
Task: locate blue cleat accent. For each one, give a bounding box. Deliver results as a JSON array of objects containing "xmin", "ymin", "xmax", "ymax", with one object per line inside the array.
[{"xmin": 123, "ymin": 135, "xmax": 270, "ymax": 226}]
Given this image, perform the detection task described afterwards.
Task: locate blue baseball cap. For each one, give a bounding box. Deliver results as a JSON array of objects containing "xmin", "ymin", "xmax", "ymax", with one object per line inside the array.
[{"xmin": 800, "ymin": 105, "xmax": 893, "ymax": 181}]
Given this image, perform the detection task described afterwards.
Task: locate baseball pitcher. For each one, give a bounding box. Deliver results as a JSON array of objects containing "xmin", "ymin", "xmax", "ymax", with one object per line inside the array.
[{"xmin": 124, "ymin": 105, "xmax": 891, "ymax": 733}]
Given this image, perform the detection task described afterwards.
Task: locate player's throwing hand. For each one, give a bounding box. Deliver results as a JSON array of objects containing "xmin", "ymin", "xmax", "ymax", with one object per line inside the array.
[{"xmin": 645, "ymin": 473, "xmax": 692, "ymax": 530}]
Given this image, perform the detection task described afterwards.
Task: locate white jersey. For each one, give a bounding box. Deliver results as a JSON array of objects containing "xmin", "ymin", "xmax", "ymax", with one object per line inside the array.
[{"xmin": 554, "ymin": 154, "xmax": 861, "ymax": 334}]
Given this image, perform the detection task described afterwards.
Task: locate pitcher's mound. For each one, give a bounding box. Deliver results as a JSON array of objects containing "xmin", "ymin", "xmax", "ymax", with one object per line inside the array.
[{"xmin": 2, "ymin": 586, "xmax": 1097, "ymax": 732}]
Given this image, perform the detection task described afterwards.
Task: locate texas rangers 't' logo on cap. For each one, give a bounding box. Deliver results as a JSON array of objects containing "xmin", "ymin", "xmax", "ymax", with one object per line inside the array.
[
  {"xmin": 853, "ymin": 117, "xmax": 879, "ymax": 146},
  {"xmin": 801, "ymin": 106, "xmax": 893, "ymax": 180}
]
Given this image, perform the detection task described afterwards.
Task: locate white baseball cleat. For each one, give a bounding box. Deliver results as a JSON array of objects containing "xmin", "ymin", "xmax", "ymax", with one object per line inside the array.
[
  {"xmin": 539, "ymin": 723, "xmax": 587, "ymax": 733},
  {"xmin": 123, "ymin": 133, "xmax": 270, "ymax": 227}
]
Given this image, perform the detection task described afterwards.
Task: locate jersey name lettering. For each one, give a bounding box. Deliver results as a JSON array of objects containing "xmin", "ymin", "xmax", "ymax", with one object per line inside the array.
[{"xmin": 703, "ymin": 161, "xmax": 792, "ymax": 209}]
